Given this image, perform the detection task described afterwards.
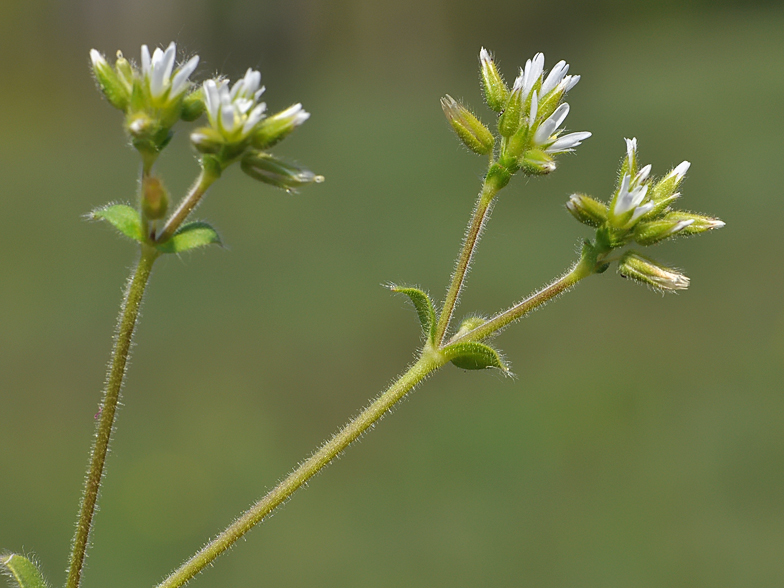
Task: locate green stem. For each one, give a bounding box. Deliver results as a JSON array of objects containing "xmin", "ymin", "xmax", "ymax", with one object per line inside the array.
[
  {"xmin": 66, "ymin": 246, "xmax": 159, "ymax": 588},
  {"xmin": 156, "ymin": 350, "xmax": 447, "ymax": 588},
  {"xmin": 157, "ymin": 169, "xmax": 217, "ymax": 243},
  {"xmin": 449, "ymin": 255, "xmax": 595, "ymax": 346},
  {"xmin": 434, "ymin": 179, "xmax": 499, "ymax": 346}
]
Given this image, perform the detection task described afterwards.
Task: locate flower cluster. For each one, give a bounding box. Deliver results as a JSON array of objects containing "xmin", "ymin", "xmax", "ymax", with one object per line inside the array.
[
  {"xmin": 441, "ymin": 49, "xmax": 590, "ymax": 176},
  {"xmin": 568, "ymin": 138, "xmax": 724, "ymax": 291},
  {"xmin": 90, "ymin": 43, "xmax": 319, "ymax": 191}
]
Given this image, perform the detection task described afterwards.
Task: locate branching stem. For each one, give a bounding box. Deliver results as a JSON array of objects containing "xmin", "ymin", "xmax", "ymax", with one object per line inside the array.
[{"xmin": 156, "ymin": 350, "xmax": 447, "ymax": 588}]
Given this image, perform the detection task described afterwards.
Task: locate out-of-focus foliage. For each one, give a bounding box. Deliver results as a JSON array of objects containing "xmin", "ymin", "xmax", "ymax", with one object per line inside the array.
[{"xmin": 1, "ymin": 2, "xmax": 782, "ymax": 588}]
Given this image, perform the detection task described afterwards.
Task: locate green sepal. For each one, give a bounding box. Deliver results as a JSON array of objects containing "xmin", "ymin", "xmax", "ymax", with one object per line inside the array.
[
  {"xmin": 180, "ymin": 89, "xmax": 205, "ymax": 122},
  {"xmin": 155, "ymin": 221, "xmax": 222, "ymax": 254},
  {"xmin": 444, "ymin": 341, "xmax": 509, "ymax": 372},
  {"xmin": 1, "ymin": 553, "xmax": 49, "ymax": 588},
  {"xmin": 389, "ymin": 285, "xmax": 437, "ymax": 343},
  {"xmin": 90, "ymin": 204, "xmax": 144, "ymax": 242}
]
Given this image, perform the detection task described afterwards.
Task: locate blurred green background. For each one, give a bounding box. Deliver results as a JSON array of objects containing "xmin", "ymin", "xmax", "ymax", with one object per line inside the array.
[{"xmin": 1, "ymin": 1, "xmax": 783, "ymax": 587}]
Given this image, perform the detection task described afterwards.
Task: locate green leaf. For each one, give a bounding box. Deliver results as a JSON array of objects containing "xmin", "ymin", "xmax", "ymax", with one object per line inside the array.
[
  {"xmin": 389, "ymin": 285, "xmax": 437, "ymax": 343},
  {"xmin": 90, "ymin": 204, "xmax": 143, "ymax": 242},
  {"xmin": 1, "ymin": 554, "xmax": 49, "ymax": 588},
  {"xmin": 155, "ymin": 221, "xmax": 222, "ymax": 254},
  {"xmin": 444, "ymin": 341, "xmax": 509, "ymax": 372}
]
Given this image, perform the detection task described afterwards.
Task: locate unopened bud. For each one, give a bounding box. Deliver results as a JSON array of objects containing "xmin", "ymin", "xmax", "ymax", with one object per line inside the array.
[
  {"xmin": 659, "ymin": 211, "xmax": 725, "ymax": 235},
  {"xmin": 240, "ymin": 152, "xmax": 324, "ymax": 193},
  {"xmin": 454, "ymin": 316, "xmax": 486, "ymax": 338},
  {"xmin": 180, "ymin": 89, "xmax": 205, "ymax": 122},
  {"xmin": 497, "ymin": 85, "xmax": 523, "ymax": 138},
  {"xmin": 519, "ymin": 149, "xmax": 555, "ymax": 176},
  {"xmin": 441, "ymin": 95, "xmax": 494, "ymax": 156},
  {"xmin": 633, "ymin": 218, "xmax": 694, "ymax": 246},
  {"xmin": 190, "ymin": 127, "xmax": 224, "ymax": 154},
  {"xmin": 618, "ymin": 251, "xmax": 690, "ymax": 292},
  {"xmin": 566, "ymin": 193, "xmax": 608, "ymax": 228},
  {"xmin": 90, "ymin": 49, "xmax": 130, "ymax": 111},
  {"xmin": 479, "ymin": 48, "xmax": 509, "ymax": 112},
  {"xmin": 252, "ymin": 103, "xmax": 310, "ymax": 150},
  {"xmin": 141, "ymin": 175, "xmax": 169, "ymax": 220}
]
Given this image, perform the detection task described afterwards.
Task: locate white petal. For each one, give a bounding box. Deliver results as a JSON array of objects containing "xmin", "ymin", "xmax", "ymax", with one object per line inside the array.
[
  {"xmin": 90, "ymin": 49, "xmax": 106, "ymax": 67},
  {"xmin": 141, "ymin": 45, "xmax": 151, "ymax": 75},
  {"xmin": 669, "ymin": 160, "xmax": 691, "ymax": 180},
  {"xmin": 546, "ymin": 131, "xmax": 591, "ymax": 153},
  {"xmin": 541, "ymin": 60, "xmax": 568, "ymax": 96},
  {"xmin": 563, "ymin": 75, "xmax": 580, "ymax": 92},
  {"xmin": 534, "ymin": 118, "xmax": 557, "ymax": 145},
  {"xmin": 220, "ymin": 103, "xmax": 237, "ymax": 132},
  {"xmin": 203, "ymin": 80, "xmax": 221, "ymax": 121},
  {"xmin": 512, "ymin": 68, "xmax": 524, "ymax": 92},
  {"xmin": 629, "ymin": 200, "xmax": 656, "ymax": 223},
  {"xmin": 242, "ymin": 103, "xmax": 267, "ymax": 134},
  {"xmin": 160, "ymin": 42, "xmax": 176, "ymax": 81},
  {"xmin": 170, "ymin": 55, "xmax": 199, "ymax": 97},
  {"xmin": 480, "ymin": 47, "xmax": 491, "ymax": 63},
  {"xmin": 670, "ymin": 219, "xmax": 694, "ymax": 235},
  {"xmin": 613, "ymin": 174, "xmax": 634, "ymax": 216},
  {"xmin": 625, "ymin": 137, "xmax": 637, "ymax": 167},
  {"xmin": 636, "ymin": 164, "xmax": 652, "ymax": 183}
]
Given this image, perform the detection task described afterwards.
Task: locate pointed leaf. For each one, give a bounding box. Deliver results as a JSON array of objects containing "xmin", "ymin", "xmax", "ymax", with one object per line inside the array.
[
  {"xmin": 90, "ymin": 204, "xmax": 143, "ymax": 242},
  {"xmin": 444, "ymin": 341, "xmax": 509, "ymax": 372},
  {"xmin": 389, "ymin": 285, "xmax": 436, "ymax": 343},
  {"xmin": 155, "ymin": 221, "xmax": 222, "ymax": 254},
  {"xmin": 1, "ymin": 554, "xmax": 49, "ymax": 588}
]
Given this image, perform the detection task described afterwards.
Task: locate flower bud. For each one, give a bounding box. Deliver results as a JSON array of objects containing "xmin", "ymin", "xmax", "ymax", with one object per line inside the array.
[
  {"xmin": 497, "ymin": 85, "xmax": 523, "ymax": 138},
  {"xmin": 441, "ymin": 95, "xmax": 494, "ymax": 156},
  {"xmin": 180, "ymin": 89, "xmax": 205, "ymax": 122},
  {"xmin": 633, "ymin": 218, "xmax": 694, "ymax": 246},
  {"xmin": 658, "ymin": 211, "xmax": 725, "ymax": 235},
  {"xmin": 566, "ymin": 193, "xmax": 608, "ymax": 228},
  {"xmin": 252, "ymin": 103, "xmax": 310, "ymax": 150},
  {"xmin": 454, "ymin": 316, "xmax": 486, "ymax": 338},
  {"xmin": 519, "ymin": 149, "xmax": 555, "ymax": 176},
  {"xmin": 90, "ymin": 49, "xmax": 130, "ymax": 111},
  {"xmin": 479, "ymin": 48, "xmax": 509, "ymax": 112},
  {"xmin": 190, "ymin": 127, "xmax": 224, "ymax": 154},
  {"xmin": 141, "ymin": 175, "xmax": 169, "ymax": 220},
  {"xmin": 652, "ymin": 161, "xmax": 690, "ymax": 203},
  {"xmin": 618, "ymin": 251, "xmax": 690, "ymax": 292},
  {"xmin": 240, "ymin": 152, "xmax": 323, "ymax": 193}
]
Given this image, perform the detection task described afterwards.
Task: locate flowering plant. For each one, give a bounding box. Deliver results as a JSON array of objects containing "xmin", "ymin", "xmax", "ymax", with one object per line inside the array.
[{"xmin": 0, "ymin": 43, "xmax": 722, "ymax": 588}]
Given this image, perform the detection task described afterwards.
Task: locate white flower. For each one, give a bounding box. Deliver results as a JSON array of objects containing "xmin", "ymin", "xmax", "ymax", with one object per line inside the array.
[
  {"xmin": 140, "ymin": 42, "xmax": 199, "ymax": 101},
  {"xmin": 203, "ymin": 69, "xmax": 267, "ymax": 141},
  {"xmin": 512, "ymin": 52, "xmax": 580, "ymax": 102},
  {"xmin": 524, "ymin": 90, "xmax": 591, "ymax": 154}
]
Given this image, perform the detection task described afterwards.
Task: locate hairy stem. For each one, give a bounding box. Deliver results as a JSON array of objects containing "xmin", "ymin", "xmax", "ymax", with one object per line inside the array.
[
  {"xmin": 157, "ymin": 169, "xmax": 217, "ymax": 242},
  {"xmin": 66, "ymin": 246, "xmax": 159, "ymax": 588},
  {"xmin": 156, "ymin": 350, "xmax": 446, "ymax": 588},
  {"xmin": 434, "ymin": 179, "xmax": 498, "ymax": 345},
  {"xmin": 450, "ymin": 255, "xmax": 595, "ymax": 346}
]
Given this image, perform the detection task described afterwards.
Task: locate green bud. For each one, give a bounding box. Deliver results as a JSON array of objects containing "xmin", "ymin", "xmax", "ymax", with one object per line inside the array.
[
  {"xmin": 454, "ymin": 316, "xmax": 486, "ymax": 338},
  {"xmin": 252, "ymin": 104, "xmax": 311, "ymax": 150},
  {"xmin": 519, "ymin": 149, "xmax": 555, "ymax": 176},
  {"xmin": 497, "ymin": 86, "xmax": 523, "ymax": 138},
  {"xmin": 240, "ymin": 152, "xmax": 324, "ymax": 193},
  {"xmin": 114, "ymin": 51, "xmax": 134, "ymax": 86},
  {"xmin": 484, "ymin": 162, "xmax": 512, "ymax": 191},
  {"xmin": 652, "ymin": 161, "xmax": 690, "ymax": 203},
  {"xmin": 190, "ymin": 127, "xmax": 224, "ymax": 154},
  {"xmin": 180, "ymin": 89, "xmax": 205, "ymax": 122},
  {"xmin": 90, "ymin": 49, "xmax": 130, "ymax": 111},
  {"xmin": 566, "ymin": 193, "xmax": 608, "ymax": 228},
  {"xmin": 141, "ymin": 175, "xmax": 169, "ymax": 220},
  {"xmin": 479, "ymin": 48, "xmax": 509, "ymax": 112},
  {"xmin": 618, "ymin": 251, "xmax": 690, "ymax": 292},
  {"xmin": 658, "ymin": 211, "xmax": 725, "ymax": 235},
  {"xmin": 633, "ymin": 217, "xmax": 694, "ymax": 246},
  {"xmin": 440, "ymin": 95, "xmax": 494, "ymax": 156}
]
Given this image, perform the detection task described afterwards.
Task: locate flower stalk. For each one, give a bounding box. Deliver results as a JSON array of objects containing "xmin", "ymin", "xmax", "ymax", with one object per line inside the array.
[{"xmin": 66, "ymin": 246, "xmax": 160, "ymax": 588}]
